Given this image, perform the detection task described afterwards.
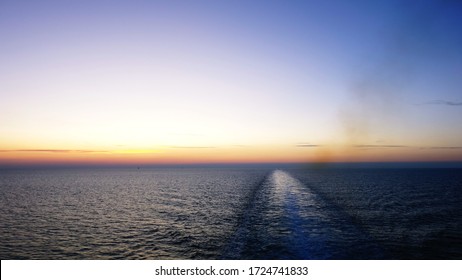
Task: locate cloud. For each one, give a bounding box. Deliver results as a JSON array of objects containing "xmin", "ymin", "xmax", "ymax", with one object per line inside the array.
[
  {"xmin": 168, "ymin": 146, "xmax": 216, "ymax": 149},
  {"xmin": 296, "ymin": 144, "xmax": 321, "ymax": 148},
  {"xmin": 421, "ymin": 146, "xmax": 462, "ymax": 150},
  {"xmin": 353, "ymin": 145, "xmax": 408, "ymax": 149},
  {"xmin": 352, "ymin": 145, "xmax": 462, "ymax": 150},
  {"xmin": 419, "ymin": 100, "xmax": 462, "ymax": 106},
  {"xmin": 0, "ymin": 149, "xmax": 110, "ymax": 153}
]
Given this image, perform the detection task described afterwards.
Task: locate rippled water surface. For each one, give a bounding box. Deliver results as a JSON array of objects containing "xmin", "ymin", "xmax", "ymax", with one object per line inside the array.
[{"xmin": 0, "ymin": 167, "xmax": 461, "ymax": 259}]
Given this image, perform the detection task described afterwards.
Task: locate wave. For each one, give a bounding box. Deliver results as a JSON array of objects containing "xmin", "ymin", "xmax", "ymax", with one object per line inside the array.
[{"xmin": 222, "ymin": 169, "xmax": 385, "ymax": 259}]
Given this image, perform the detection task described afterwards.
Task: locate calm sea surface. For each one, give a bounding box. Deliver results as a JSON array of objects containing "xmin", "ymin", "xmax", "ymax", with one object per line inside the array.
[{"xmin": 0, "ymin": 167, "xmax": 460, "ymax": 259}]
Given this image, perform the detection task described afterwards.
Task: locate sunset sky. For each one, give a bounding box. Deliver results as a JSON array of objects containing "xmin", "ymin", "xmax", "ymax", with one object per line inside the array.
[{"xmin": 1, "ymin": 0, "xmax": 462, "ymax": 166}]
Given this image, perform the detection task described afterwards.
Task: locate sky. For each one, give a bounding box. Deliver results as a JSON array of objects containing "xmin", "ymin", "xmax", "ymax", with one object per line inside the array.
[{"xmin": 1, "ymin": 0, "xmax": 462, "ymax": 166}]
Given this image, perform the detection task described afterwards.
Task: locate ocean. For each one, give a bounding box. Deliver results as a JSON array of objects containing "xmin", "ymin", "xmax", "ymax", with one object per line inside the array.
[{"xmin": 0, "ymin": 167, "xmax": 461, "ymax": 259}]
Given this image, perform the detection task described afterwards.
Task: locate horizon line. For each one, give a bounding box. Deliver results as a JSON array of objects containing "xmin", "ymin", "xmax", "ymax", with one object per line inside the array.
[{"xmin": 1, "ymin": 161, "xmax": 462, "ymax": 169}]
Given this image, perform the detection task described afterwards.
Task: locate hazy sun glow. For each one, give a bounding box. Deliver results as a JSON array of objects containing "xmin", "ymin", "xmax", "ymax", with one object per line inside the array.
[{"xmin": 1, "ymin": 0, "xmax": 462, "ymax": 166}]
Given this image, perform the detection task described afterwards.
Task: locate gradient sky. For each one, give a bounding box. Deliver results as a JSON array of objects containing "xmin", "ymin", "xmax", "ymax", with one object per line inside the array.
[{"xmin": 1, "ymin": 0, "xmax": 462, "ymax": 166}]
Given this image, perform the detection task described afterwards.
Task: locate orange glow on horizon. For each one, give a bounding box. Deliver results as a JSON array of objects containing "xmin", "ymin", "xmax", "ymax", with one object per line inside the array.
[{"xmin": 1, "ymin": 144, "xmax": 461, "ymax": 166}]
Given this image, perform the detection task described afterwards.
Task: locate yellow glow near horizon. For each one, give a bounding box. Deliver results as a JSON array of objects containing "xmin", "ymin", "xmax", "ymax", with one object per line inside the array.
[
  {"xmin": 112, "ymin": 149, "xmax": 162, "ymax": 154},
  {"xmin": 1, "ymin": 142, "xmax": 462, "ymax": 166}
]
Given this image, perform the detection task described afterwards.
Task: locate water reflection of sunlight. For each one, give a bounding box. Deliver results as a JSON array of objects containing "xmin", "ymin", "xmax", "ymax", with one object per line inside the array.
[{"xmin": 269, "ymin": 169, "xmax": 323, "ymax": 217}]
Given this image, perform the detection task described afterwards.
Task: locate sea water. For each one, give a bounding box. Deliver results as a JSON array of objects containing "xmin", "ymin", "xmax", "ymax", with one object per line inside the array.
[{"xmin": 0, "ymin": 167, "xmax": 460, "ymax": 259}]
